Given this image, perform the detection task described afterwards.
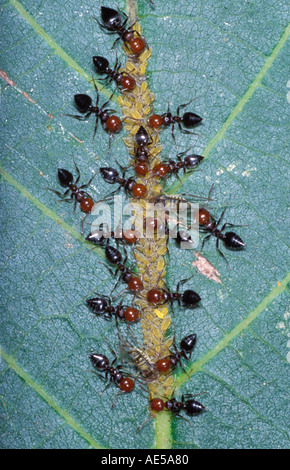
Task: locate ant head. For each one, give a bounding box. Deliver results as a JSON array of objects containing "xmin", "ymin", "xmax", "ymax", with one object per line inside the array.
[
  {"xmin": 223, "ymin": 232, "xmax": 245, "ymax": 250},
  {"xmin": 93, "ymin": 56, "xmax": 109, "ymax": 73},
  {"xmin": 58, "ymin": 168, "xmax": 73, "ymax": 187},
  {"xmin": 100, "ymin": 167, "xmax": 119, "ymax": 183},
  {"xmin": 101, "ymin": 6, "xmax": 122, "ymax": 30},
  {"xmin": 90, "ymin": 353, "xmax": 110, "ymax": 370},
  {"xmin": 182, "ymin": 112, "xmax": 202, "ymax": 128},
  {"xmin": 182, "ymin": 290, "xmax": 201, "ymax": 306},
  {"xmin": 135, "ymin": 126, "xmax": 150, "ymax": 147},
  {"xmin": 74, "ymin": 94, "xmax": 92, "ymax": 113},
  {"xmin": 180, "ymin": 334, "xmax": 197, "ymax": 353}
]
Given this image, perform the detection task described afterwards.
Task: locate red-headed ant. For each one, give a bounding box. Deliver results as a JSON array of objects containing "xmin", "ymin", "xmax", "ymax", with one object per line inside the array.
[
  {"xmin": 98, "ymin": 6, "xmax": 146, "ymax": 55},
  {"xmin": 198, "ymin": 205, "xmax": 245, "ymax": 267},
  {"xmin": 152, "ymin": 149, "xmax": 204, "ymax": 181},
  {"xmin": 65, "ymin": 81, "xmax": 122, "ymax": 145},
  {"xmin": 100, "ymin": 166, "xmax": 147, "ymax": 198},
  {"xmin": 103, "ymin": 244, "xmax": 143, "ymax": 293},
  {"xmin": 147, "ymin": 99, "xmax": 202, "ymax": 144},
  {"xmin": 86, "ymin": 294, "xmax": 140, "ymax": 323},
  {"xmin": 93, "ymin": 55, "xmax": 136, "ymax": 91},
  {"xmin": 147, "ymin": 277, "xmax": 201, "ymax": 307},
  {"xmin": 47, "ymin": 157, "xmax": 96, "ymax": 234},
  {"xmin": 90, "ymin": 348, "xmax": 136, "ymax": 407},
  {"xmin": 155, "ymin": 334, "xmax": 197, "ymax": 373}
]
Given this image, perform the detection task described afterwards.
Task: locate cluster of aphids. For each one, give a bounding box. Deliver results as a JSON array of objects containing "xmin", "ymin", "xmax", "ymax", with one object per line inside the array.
[{"xmin": 50, "ymin": 6, "xmax": 246, "ymax": 428}]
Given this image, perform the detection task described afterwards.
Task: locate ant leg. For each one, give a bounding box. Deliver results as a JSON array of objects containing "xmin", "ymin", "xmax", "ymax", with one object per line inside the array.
[
  {"xmin": 110, "ymin": 274, "xmax": 123, "ymax": 295},
  {"xmin": 100, "ymin": 381, "xmax": 112, "ymax": 396},
  {"xmin": 97, "ymin": 261, "xmax": 116, "ymax": 278},
  {"xmin": 91, "ymin": 79, "xmax": 100, "ymax": 108},
  {"xmin": 111, "ymin": 390, "xmax": 122, "ymax": 408},
  {"xmin": 90, "ymin": 370, "xmax": 107, "ymax": 382},
  {"xmin": 64, "ymin": 111, "xmax": 92, "ymax": 120},
  {"xmin": 220, "ymin": 222, "xmax": 248, "ymax": 231},
  {"xmin": 175, "ymin": 414, "xmax": 193, "ymax": 427},
  {"xmin": 46, "ymin": 188, "xmax": 66, "ymax": 198},
  {"xmin": 176, "ymin": 97, "xmax": 197, "ymax": 115},
  {"xmin": 102, "ymin": 89, "xmax": 117, "ymax": 109},
  {"xmin": 72, "ymin": 155, "xmax": 81, "ymax": 184},
  {"xmin": 111, "ymin": 36, "xmax": 121, "ymax": 51},
  {"xmin": 216, "ymin": 205, "xmax": 228, "ymax": 228},
  {"xmin": 216, "ymin": 238, "xmax": 230, "ymax": 269},
  {"xmin": 137, "ymin": 416, "xmax": 153, "ymax": 432},
  {"xmin": 200, "ymin": 233, "xmax": 212, "ymax": 251},
  {"xmin": 105, "ymin": 339, "xmax": 118, "ymax": 362},
  {"xmin": 176, "ymin": 274, "xmax": 197, "ymax": 293},
  {"xmin": 80, "ymin": 213, "xmax": 90, "ymax": 235},
  {"xmin": 171, "ymin": 124, "xmax": 177, "ymax": 148},
  {"xmin": 92, "ymin": 16, "xmax": 114, "ymax": 32},
  {"xmin": 79, "ymin": 171, "xmax": 97, "ymax": 190},
  {"xmin": 92, "ymin": 116, "xmax": 99, "ymax": 142}
]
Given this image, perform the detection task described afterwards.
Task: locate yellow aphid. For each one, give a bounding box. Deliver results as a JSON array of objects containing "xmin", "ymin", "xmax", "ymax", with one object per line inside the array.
[
  {"xmin": 162, "ymin": 317, "xmax": 172, "ymax": 333},
  {"xmin": 154, "ymin": 307, "xmax": 168, "ymax": 319},
  {"xmin": 141, "ymin": 82, "xmax": 148, "ymax": 93},
  {"xmin": 157, "ymin": 257, "xmax": 165, "ymax": 272}
]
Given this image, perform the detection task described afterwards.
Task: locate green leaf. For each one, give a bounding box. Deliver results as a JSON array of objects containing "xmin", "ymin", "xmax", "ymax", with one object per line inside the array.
[{"xmin": 0, "ymin": 0, "xmax": 289, "ymax": 449}]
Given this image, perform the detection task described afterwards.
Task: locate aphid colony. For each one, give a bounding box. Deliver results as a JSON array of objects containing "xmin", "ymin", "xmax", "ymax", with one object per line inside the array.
[{"xmin": 50, "ymin": 6, "xmax": 246, "ymax": 427}]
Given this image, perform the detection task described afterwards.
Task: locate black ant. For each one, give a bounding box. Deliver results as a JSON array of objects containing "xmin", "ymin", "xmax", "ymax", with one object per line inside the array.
[
  {"xmin": 150, "ymin": 394, "xmax": 205, "ymax": 417},
  {"xmin": 147, "ymin": 277, "xmax": 201, "ymax": 307},
  {"xmin": 90, "ymin": 349, "xmax": 135, "ymax": 407},
  {"xmin": 138, "ymin": 393, "xmax": 205, "ymax": 430},
  {"xmin": 100, "ymin": 166, "xmax": 147, "ymax": 199},
  {"xmin": 98, "ymin": 6, "xmax": 146, "ymax": 55},
  {"xmin": 47, "ymin": 158, "xmax": 96, "ymax": 233},
  {"xmin": 86, "ymin": 294, "xmax": 140, "ymax": 323},
  {"xmin": 148, "ymin": 99, "xmax": 202, "ymax": 144},
  {"xmin": 86, "ymin": 225, "xmax": 140, "ymax": 246},
  {"xmin": 103, "ymin": 244, "xmax": 143, "ymax": 293},
  {"xmin": 93, "ymin": 55, "xmax": 136, "ymax": 91},
  {"xmin": 198, "ymin": 205, "xmax": 245, "ymax": 267},
  {"xmin": 152, "ymin": 149, "xmax": 204, "ymax": 181},
  {"xmin": 155, "ymin": 334, "xmax": 197, "ymax": 373},
  {"xmin": 133, "ymin": 126, "xmax": 152, "ymax": 176},
  {"xmin": 65, "ymin": 81, "xmax": 122, "ymax": 143}
]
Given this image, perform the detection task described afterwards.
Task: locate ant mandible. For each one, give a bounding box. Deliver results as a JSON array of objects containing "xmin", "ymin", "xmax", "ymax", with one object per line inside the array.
[
  {"xmin": 47, "ymin": 157, "xmax": 96, "ymax": 233},
  {"xmin": 93, "ymin": 55, "xmax": 136, "ymax": 91},
  {"xmin": 98, "ymin": 6, "xmax": 146, "ymax": 55},
  {"xmin": 86, "ymin": 294, "xmax": 140, "ymax": 323},
  {"xmin": 147, "ymin": 277, "xmax": 201, "ymax": 307},
  {"xmin": 147, "ymin": 98, "xmax": 202, "ymax": 144},
  {"xmin": 155, "ymin": 334, "xmax": 197, "ymax": 373},
  {"xmin": 66, "ymin": 81, "xmax": 122, "ymax": 143},
  {"xmin": 152, "ymin": 148, "xmax": 204, "ymax": 180},
  {"xmin": 100, "ymin": 166, "xmax": 147, "ymax": 199},
  {"xmin": 104, "ymin": 244, "xmax": 144, "ymax": 293}
]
